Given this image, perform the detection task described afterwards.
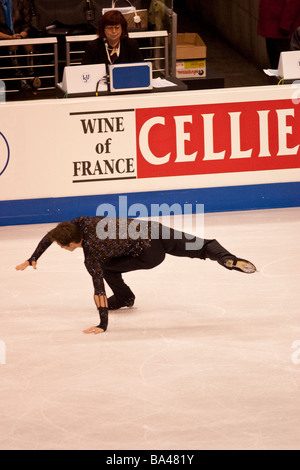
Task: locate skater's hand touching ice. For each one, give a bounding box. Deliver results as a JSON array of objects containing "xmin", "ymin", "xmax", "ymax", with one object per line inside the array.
[
  {"xmin": 15, "ymin": 260, "xmax": 37, "ymax": 270},
  {"xmin": 83, "ymin": 326, "xmax": 105, "ymax": 335},
  {"xmin": 83, "ymin": 303, "xmax": 108, "ymax": 334}
]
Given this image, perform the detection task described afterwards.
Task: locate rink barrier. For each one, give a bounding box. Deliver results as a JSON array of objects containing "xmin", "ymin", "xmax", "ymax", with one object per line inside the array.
[
  {"xmin": 1, "ymin": 84, "xmax": 300, "ymax": 226},
  {"xmin": 1, "ymin": 181, "xmax": 300, "ymax": 226}
]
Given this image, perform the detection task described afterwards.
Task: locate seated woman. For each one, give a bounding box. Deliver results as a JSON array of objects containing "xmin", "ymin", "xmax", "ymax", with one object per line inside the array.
[{"xmin": 82, "ymin": 10, "xmax": 144, "ymax": 66}]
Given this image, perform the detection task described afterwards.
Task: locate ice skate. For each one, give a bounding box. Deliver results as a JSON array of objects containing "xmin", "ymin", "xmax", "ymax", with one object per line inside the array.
[
  {"xmin": 107, "ymin": 295, "xmax": 135, "ymax": 310},
  {"xmin": 223, "ymin": 257, "xmax": 257, "ymax": 273}
]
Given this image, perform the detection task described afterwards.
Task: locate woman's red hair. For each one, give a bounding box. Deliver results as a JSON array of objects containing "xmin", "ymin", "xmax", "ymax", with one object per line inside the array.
[{"xmin": 97, "ymin": 10, "xmax": 128, "ymax": 39}]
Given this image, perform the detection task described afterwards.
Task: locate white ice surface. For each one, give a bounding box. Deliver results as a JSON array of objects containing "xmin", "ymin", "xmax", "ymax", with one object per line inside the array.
[{"xmin": 1, "ymin": 208, "xmax": 300, "ymax": 450}]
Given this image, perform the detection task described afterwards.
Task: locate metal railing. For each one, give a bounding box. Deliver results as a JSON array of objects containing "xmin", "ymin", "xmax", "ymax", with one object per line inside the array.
[
  {"xmin": 65, "ymin": 30, "xmax": 170, "ymax": 76},
  {"xmin": 0, "ymin": 37, "xmax": 58, "ymax": 93}
]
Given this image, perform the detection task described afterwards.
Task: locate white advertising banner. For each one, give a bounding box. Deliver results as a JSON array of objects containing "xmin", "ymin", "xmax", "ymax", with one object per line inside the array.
[{"xmin": 1, "ymin": 84, "xmax": 300, "ymax": 203}]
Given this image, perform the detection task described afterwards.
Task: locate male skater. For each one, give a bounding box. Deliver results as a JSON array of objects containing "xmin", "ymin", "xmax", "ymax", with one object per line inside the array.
[{"xmin": 16, "ymin": 216, "xmax": 256, "ymax": 334}]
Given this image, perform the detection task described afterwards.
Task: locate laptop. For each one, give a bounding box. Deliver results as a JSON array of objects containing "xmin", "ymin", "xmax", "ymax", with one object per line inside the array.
[
  {"xmin": 60, "ymin": 64, "xmax": 108, "ymax": 95},
  {"xmin": 278, "ymin": 51, "xmax": 300, "ymax": 80},
  {"xmin": 109, "ymin": 62, "xmax": 153, "ymax": 92}
]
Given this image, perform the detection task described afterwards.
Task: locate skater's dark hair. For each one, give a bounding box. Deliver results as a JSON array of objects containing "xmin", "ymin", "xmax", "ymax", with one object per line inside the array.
[{"xmin": 48, "ymin": 221, "xmax": 83, "ymax": 246}]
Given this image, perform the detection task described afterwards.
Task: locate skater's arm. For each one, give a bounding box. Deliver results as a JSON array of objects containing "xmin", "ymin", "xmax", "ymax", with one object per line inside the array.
[
  {"xmin": 15, "ymin": 233, "xmax": 53, "ymax": 271},
  {"xmin": 83, "ymin": 293, "xmax": 108, "ymax": 333},
  {"xmin": 95, "ymin": 293, "xmax": 109, "ymax": 332},
  {"xmin": 83, "ymin": 258, "xmax": 109, "ymax": 334},
  {"xmin": 83, "ymin": 294, "xmax": 108, "ymax": 334}
]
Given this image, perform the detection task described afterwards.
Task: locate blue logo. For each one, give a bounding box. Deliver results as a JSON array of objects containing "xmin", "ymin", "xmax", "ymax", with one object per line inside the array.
[{"xmin": 0, "ymin": 132, "xmax": 9, "ymax": 176}]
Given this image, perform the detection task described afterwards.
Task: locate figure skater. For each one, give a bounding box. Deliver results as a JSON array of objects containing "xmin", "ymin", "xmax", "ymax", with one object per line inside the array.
[{"xmin": 16, "ymin": 216, "xmax": 257, "ymax": 334}]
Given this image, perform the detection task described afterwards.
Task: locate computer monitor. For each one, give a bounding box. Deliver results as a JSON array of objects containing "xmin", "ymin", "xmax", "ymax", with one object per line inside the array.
[
  {"xmin": 109, "ymin": 62, "xmax": 153, "ymax": 92},
  {"xmin": 60, "ymin": 64, "xmax": 108, "ymax": 95},
  {"xmin": 278, "ymin": 51, "xmax": 300, "ymax": 80}
]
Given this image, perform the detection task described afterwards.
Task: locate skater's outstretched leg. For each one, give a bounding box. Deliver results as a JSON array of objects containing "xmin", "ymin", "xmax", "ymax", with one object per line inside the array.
[
  {"xmin": 159, "ymin": 227, "xmax": 257, "ymax": 274},
  {"xmin": 201, "ymin": 239, "xmax": 257, "ymax": 273}
]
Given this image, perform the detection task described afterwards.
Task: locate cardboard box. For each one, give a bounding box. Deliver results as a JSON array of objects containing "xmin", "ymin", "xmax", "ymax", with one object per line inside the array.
[
  {"xmin": 176, "ymin": 33, "xmax": 207, "ymax": 60},
  {"xmin": 176, "ymin": 33, "xmax": 207, "ymax": 78}
]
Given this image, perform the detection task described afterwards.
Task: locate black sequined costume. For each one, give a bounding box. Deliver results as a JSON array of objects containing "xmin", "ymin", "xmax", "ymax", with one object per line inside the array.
[
  {"xmin": 28, "ymin": 216, "xmax": 151, "ymax": 297},
  {"xmin": 28, "ymin": 216, "xmax": 238, "ymax": 331}
]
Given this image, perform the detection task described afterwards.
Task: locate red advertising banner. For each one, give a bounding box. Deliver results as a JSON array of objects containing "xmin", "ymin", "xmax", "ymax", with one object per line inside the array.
[{"xmin": 136, "ymin": 99, "xmax": 300, "ymax": 178}]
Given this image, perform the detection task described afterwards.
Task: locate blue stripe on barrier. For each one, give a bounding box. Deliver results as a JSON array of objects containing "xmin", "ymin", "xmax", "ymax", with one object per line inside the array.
[{"xmin": 1, "ymin": 181, "xmax": 300, "ymax": 226}]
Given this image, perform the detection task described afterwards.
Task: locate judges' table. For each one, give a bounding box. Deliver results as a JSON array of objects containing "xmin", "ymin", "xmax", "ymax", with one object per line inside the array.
[{"xmin": 0, "ymin": 84, "xmax": 300, "ymax": 225}]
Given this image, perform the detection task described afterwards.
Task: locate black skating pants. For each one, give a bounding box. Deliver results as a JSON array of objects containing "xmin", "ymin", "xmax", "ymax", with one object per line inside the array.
[{"xmin": 102, "ymin": 224, "xmax": 234, "ymax": 303}]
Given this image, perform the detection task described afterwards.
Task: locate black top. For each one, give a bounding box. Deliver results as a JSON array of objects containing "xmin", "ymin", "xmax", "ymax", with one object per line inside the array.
[
  {"xmin": 28, "ymin": 216, "xmax": 151, "ymax": 297},
  {"xmin": 82, "ymin": 36, "xmax": 144, "ymax": 66}
]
